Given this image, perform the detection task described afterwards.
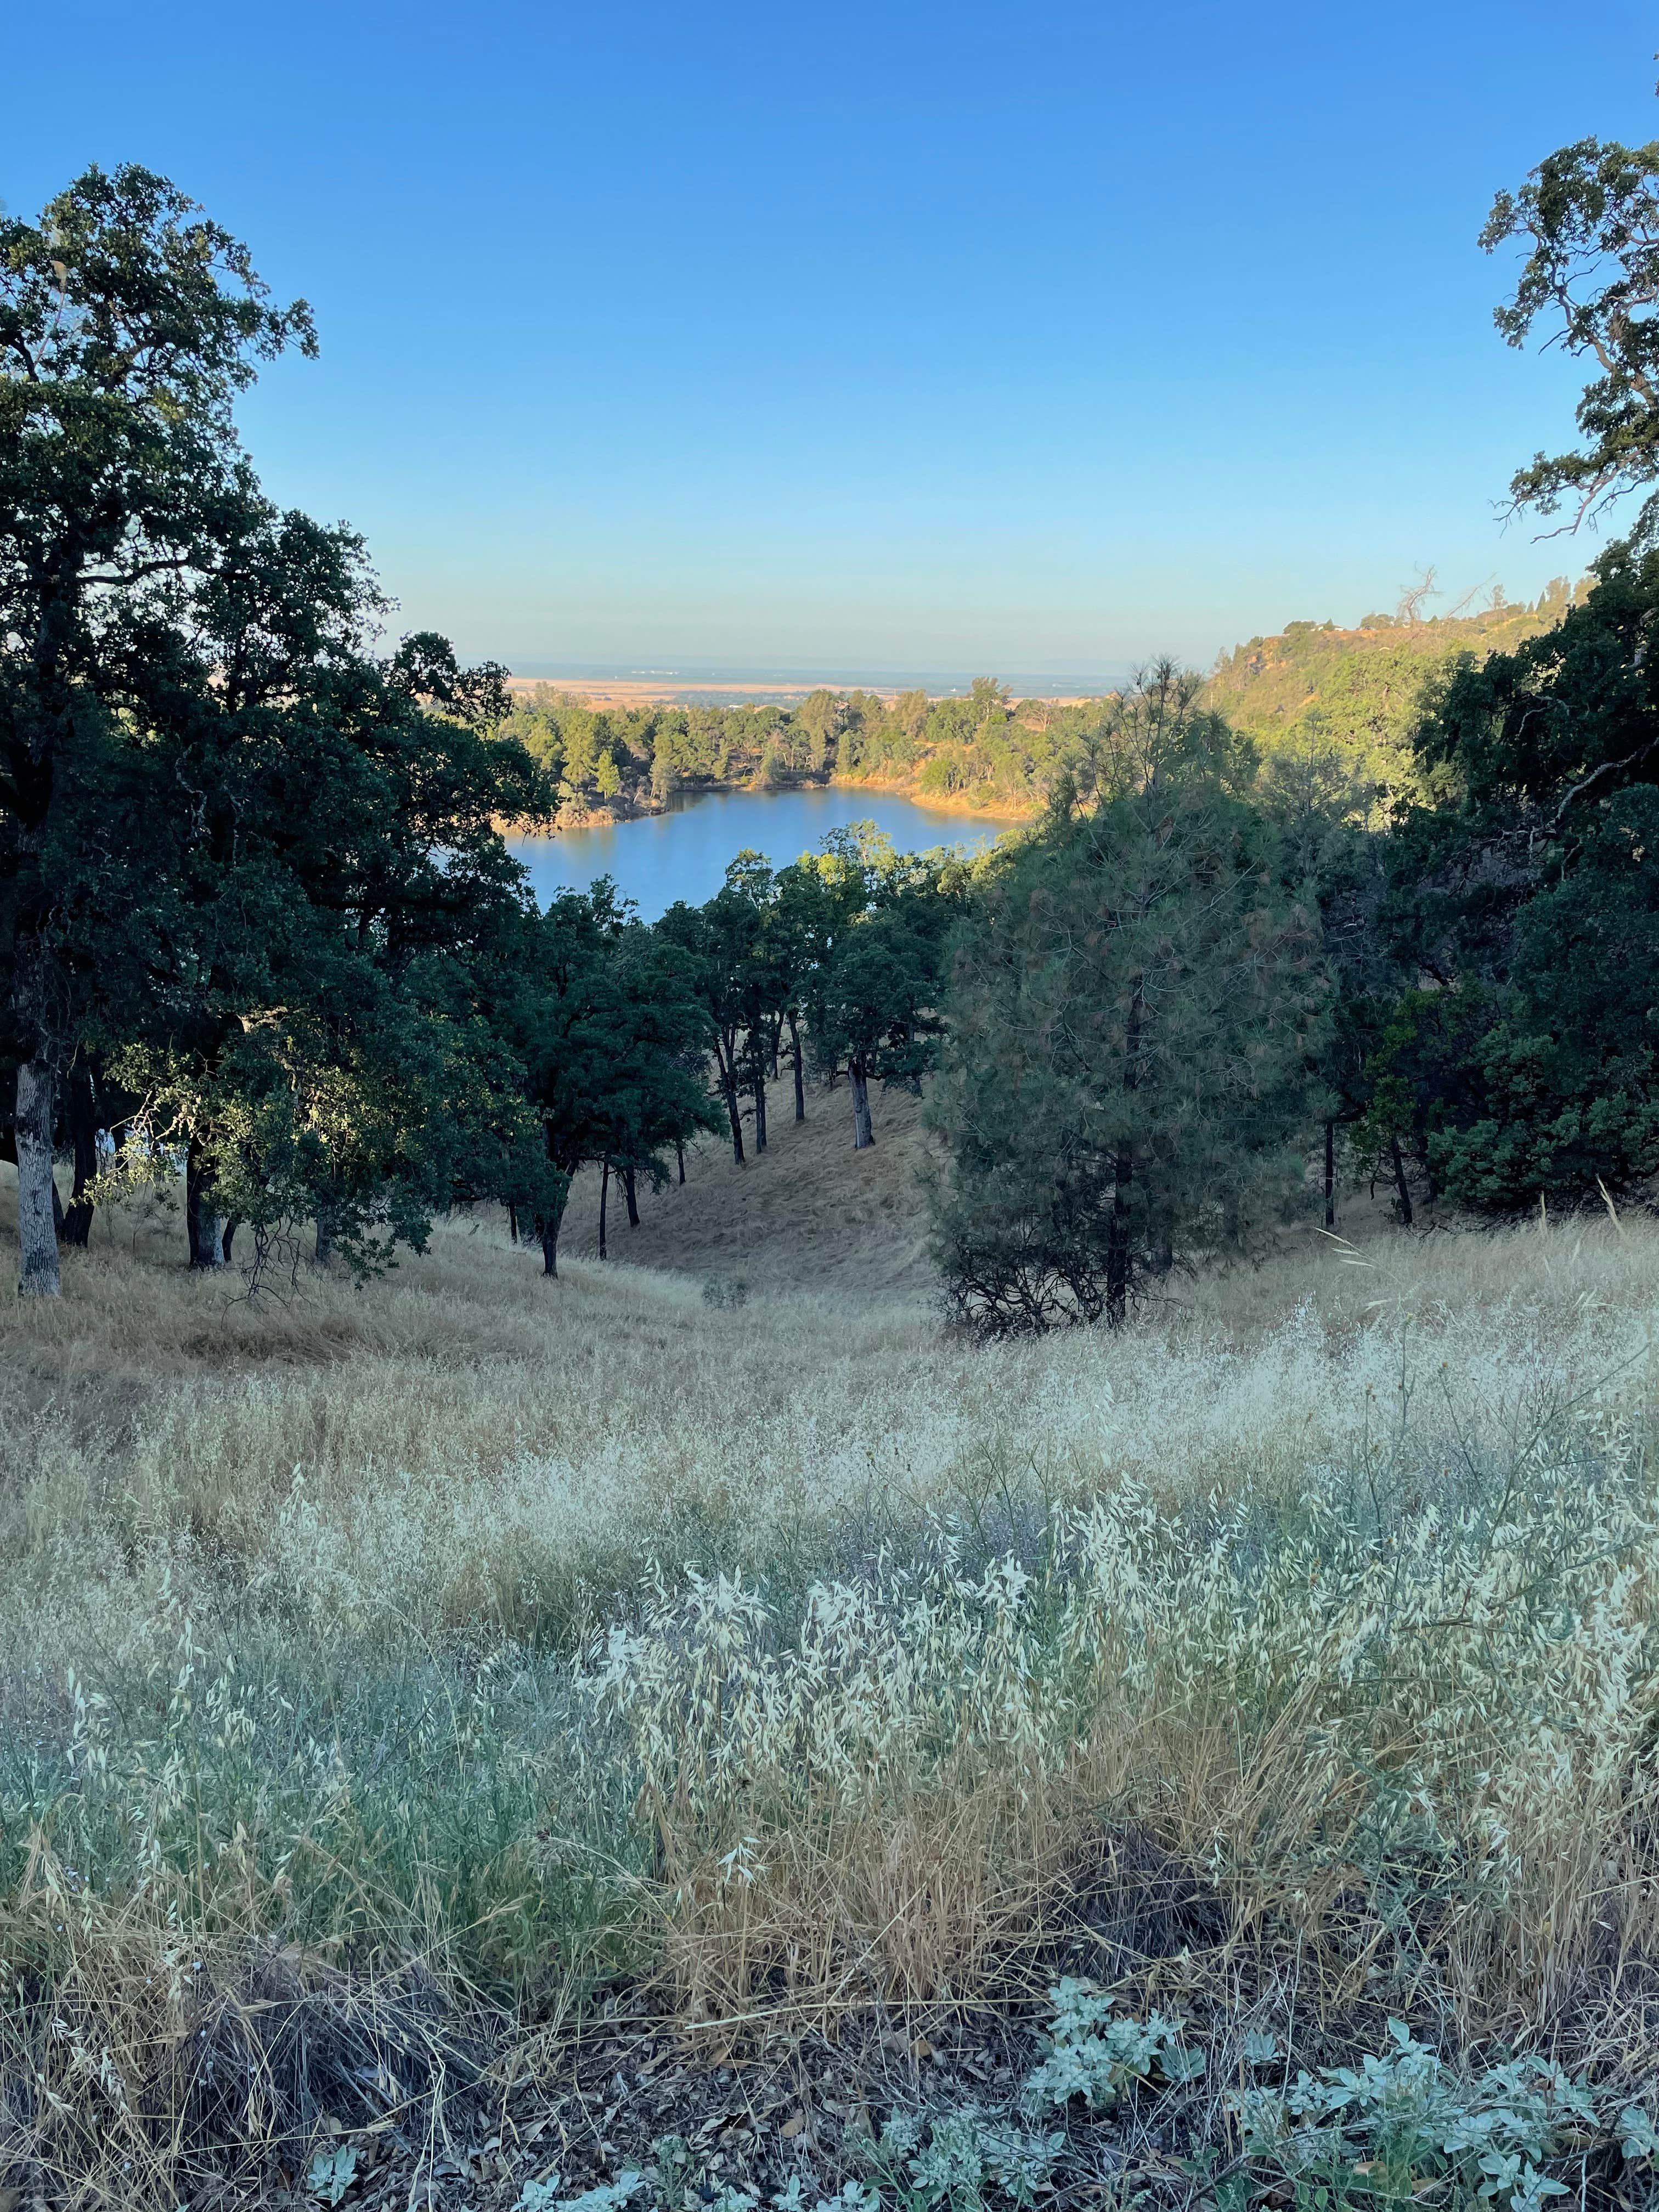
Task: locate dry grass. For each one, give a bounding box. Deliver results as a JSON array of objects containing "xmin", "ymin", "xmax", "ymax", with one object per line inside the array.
[
  {"xmin": 560, "ymin": 1067, "xmax": 939, "ymax": 1297},
  {"xmin": 3, "ymin": 1161, "xmax": 1659, "ymax": 2202}
]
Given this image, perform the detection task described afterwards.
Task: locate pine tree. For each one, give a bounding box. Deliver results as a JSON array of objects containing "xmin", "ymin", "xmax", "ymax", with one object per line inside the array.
[{"xmin": 933, "ymin": 747, "xmax": 1328, "ymax": 1331}]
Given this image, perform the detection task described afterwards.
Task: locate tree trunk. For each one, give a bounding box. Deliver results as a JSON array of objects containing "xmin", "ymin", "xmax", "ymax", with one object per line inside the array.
[
  {"xmin": 850, "ymin": 1063, "xmax": 874, "ymax": 1150},
  {"xmin": 63, "ymin": 1061, "xmax": 98, "ymax": 1248},
  {"xmin": 1390, "ymin": 1138, "xmax": 1414, "ymax": 1228},
  {"xmin": 186, "ymin": 1141, "xmax": 228, "ymax": 1269},
  {"xmin": 1105, "ymin": 1139, "xmax": 1134, "ymax": 1327},
  {"xmin": 1106, "ymin": 977, "xmax": 1144, "ymax": 1329},
  {"xmin": 535, "ymin": 1179, "xmax": 569, "ymax": 1277},
  {"xmin": 624, "ymin": 1163, "xmax": 640, "ymax": 1227},
  {"xmin": 1420, "ymin": 1128, "xmax": 1439, "ymax": 1204},
  {"xmin": 788, "ymin": 1012, "xmax": 805, "ymax": 1121},
  {"xmin": 8, "ymin": 573, "xmax": 78, "ymax": 1298},
  {"xmin": 507, "ymin": 1201, "xmax": 519, "ymax": 1244},
  {"xmin": 313, "ymin": 1204, "xmax": 337, "ymax": 1266},
  {"xmin": 221, "ymin": 1215, "xmax": 241, "ymax": 1267},
  {"xmin": 1149, "ymin": 1214, "xmax": 1173, "ymax": 1277},
  {"xmin": 15, "ymin": 1059, "xmax": 61, "ymax": 1297},
  {"xmin": 753, "ymin": 1063, "xmax": 768, "ymax": 1152},
  {"xmin": 1324, "ymin": 1118, "xmax": 1336, "ymax": 1231},
  {"xmin": 716, "ymin": 1033, "xmax": 746, "ymax": 1164},
  {"xmin": 676, "ymin": 1139, "xmax": 686, "ymax": 1186},
  {"xmin": 599, "ymin": 1159, "xmax": 610, "ymax": 1259}
]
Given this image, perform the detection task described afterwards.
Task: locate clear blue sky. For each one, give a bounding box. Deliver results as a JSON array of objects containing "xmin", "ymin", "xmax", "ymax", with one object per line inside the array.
[{"xmin": 9, "ymin": 2, "xmax": 1657, "ymax": 680}]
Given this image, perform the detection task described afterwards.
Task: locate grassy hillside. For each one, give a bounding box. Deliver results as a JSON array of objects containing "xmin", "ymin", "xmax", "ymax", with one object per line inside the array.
[
  {"xmin": 559, "ymin": 1069, "xmax": 936, "ymax": 1299},
  {"xmin": 1204, "ymin": 577, "xmax": 1585, "ymax": 794},
  {"xmin": 5, "ymin": 1153, "xmax": 1659, "ymax": 2205}
]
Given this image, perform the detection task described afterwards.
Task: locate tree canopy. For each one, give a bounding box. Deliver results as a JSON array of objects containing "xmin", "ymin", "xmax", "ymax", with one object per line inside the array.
[
  {"xmin": 930, "ymin": 682, "xmax": 1329, "ymax": 1331},
  {"xmin": 1484, "ymin": 136, "xmax": 1659, "ymax": 544},
  {"xmin": 0, "ymin": 167, "xmax": 715, "ymax": 1295}
]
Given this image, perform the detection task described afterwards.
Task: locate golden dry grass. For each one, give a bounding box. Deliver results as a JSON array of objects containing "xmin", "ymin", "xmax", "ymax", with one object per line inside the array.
[
  {"xmin": 559, "ymin": 1068, "xmax": 938, "ymax": 1296},
  {"xmin": 4, "ymin": 1154, "xmax": 1659, "ymax": 2201}
]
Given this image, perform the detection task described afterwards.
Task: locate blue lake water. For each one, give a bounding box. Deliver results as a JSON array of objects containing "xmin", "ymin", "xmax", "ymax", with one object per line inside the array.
[{"xmin": 505, "ymin": 786, "xmax": 1007, "ymax": 920}]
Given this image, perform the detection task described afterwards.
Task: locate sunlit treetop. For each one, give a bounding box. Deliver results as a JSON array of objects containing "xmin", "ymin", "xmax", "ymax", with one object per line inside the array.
[{"xmin": 1485, "ymin": 136, "xmax": 1659, "ymax": 545}]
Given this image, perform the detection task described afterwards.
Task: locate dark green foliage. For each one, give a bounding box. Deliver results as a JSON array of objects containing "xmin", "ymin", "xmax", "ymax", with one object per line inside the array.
[
  {"xmin": 1357, "ymin": 545, "xmax": 1659, "ymax": 1214},
  {"xmin": 501, "ymin": 883, "xmax": 718, "ymax": 1272},
  {"xmin": 807, "ymin": 905, "xmax": 939, "ymax": 1150},
  {"xmin": 1, "ymin": 165, "xmax": 325, "ymax": 1290},
  {"xmin": 499, "ymin": 688, "xmax": 821, "ymax": 820},
  {"xmin": 653, "ymin": 827, "xmax": 969, "ymax": 1160},
  {"xmin": 1304, "ymin": 114, "xmax": 1659, "ymax": 1224},
  {"xmin": 1413, "ymin": 545, "xmax": 1659, "ymax": 816},
  {"xmin": 15, "ymin": 131, "xmax": 1659, "ymax": 1312},
  {"xmin": 52, "ymin": 504, "xmax": 552, "ymax": 1271},
  {"xmin": 1367, "ymin": 793, "xmax": 1659, "ymax": 1212},
  {"xmin": 658, "ymin": 860, "xmax": 782, "ymax": 1164},
  {"xmin": 932, "ymin": 679, "xmax": 1329, "ymax": 1333},
  {"xmin": 0, "ymin": 165, "xmax": 718, "ymax": 1288},
  {"xmin": 798, "ymin": 827, "xmax": 967, "ymax": 1150}
]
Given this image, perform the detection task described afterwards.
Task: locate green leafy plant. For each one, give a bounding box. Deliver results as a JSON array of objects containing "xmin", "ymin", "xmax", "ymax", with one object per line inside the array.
[
  {"xmin": 306, "ymin": 2143, "xmax": 358, "ymax": 2206},
  {"xmin": 516, "ymin": 2172, "xmax": 644, "ymax": 2212},
  {"xmin": 1231, "ymin": 2021, "xmax": 1596, "ymax": 2210},
  {"xmin": 1023, "ymin": 1979, "xmax": 1204, "ymax": 2112}
]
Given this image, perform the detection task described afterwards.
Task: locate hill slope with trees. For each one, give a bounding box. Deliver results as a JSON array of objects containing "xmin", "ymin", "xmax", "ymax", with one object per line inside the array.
[
  {"xmin": 12, "ymin": 108, "xmax": 1659, "ymax": 2212},
  {"xmin": 501, "ymin": 590, "xmax": 1590, "ymax": 833},
  {"xmin": 1201, "ymin": 578, "xmax": 1584, "ymax": 799}
]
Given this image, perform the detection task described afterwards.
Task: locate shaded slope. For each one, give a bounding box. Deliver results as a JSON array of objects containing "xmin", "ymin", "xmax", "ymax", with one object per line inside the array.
[{"xmin": 557, "ymin": 1070, "xmax": 938, "ymax": 1300}]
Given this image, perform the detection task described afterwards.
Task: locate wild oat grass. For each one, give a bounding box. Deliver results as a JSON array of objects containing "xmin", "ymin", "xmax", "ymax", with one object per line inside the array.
[{"xmin": 1, "ymin": 1182, "xmax": 1656, "ymax": 2200}]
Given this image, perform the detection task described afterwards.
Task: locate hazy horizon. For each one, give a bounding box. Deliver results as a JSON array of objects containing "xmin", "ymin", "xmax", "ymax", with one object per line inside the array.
[
  {"xmin": 506, "ymin": 658, "xmax": 1131, "ymax": 695},
  {"xmin": 500, "ymin": 570, "xmax": 1583, "ymax": 693}
]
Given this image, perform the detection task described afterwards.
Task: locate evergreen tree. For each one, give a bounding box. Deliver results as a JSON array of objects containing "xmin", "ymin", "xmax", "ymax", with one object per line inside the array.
[{"xmin": 932, "ymin": 728, "xmax": 1327, "ymax": 1332}]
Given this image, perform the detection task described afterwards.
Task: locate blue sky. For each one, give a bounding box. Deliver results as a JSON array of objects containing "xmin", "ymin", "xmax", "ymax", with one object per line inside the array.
[{"xmin": 10, "ymin": 1, "xmax": 1657, "ymax": 679}]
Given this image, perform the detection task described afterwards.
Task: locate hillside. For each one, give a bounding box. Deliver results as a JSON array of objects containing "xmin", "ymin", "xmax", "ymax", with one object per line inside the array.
[
  {"xmin": 557, "ymin": 1068, "xmax": 937, "ymax": 1298},
  {"xmin": 506, "ymin": 584, "xmax": 1589, "ymax": 837},
  {"xmin": 557, "ymin": 1068, "xmax": 1408, "ymax": 1301},
  {"xmin": 5, "ymin": 1159, "xmax": 1659, "ymax": 2205},
  {"xmin": 1203, "ymin": 577, "xmax": 1585, "ymax": 791}
]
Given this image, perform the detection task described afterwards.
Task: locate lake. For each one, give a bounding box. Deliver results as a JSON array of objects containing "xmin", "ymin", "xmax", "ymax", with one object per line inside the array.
[{"xmin": 504, "ymin": 785, "xmax": 1008, "ymax": 919}]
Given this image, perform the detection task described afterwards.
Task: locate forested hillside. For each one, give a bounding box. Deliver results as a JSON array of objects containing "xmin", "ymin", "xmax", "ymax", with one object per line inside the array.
[
  {"xmin": 13, "ymin": 119, "xmax": 1659, "ymax": 2212},
  {"xmin": 1203, "ymin": 576, "xmax": 1585, "ymax": 797},
  {"xmin": 6, "ymin": 158, "xmax": 1658, "ymax": 1326},
  {"xmin": 498, "ymin": 674, "xmax": 1100, "ymax": 821},
  {"xmin": 508, "ymin": 589, "xmax": 1590, "ymax": 831}
]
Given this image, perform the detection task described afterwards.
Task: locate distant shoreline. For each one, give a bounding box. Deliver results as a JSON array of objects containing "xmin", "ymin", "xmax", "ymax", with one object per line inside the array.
[
  {"xmin": 500, "ymin": 773, "xmax": 1035, "ymax": 840},
  {"xmin": 827, "ymin": 774, "xmax": 1034, "ymax": 824},
  {"xmin": 505, "ymin": 673, "xmax": 1105, "ymax": 714}
]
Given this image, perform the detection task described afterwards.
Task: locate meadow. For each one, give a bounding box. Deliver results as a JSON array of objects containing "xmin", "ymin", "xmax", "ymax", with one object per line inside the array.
[{"xmin": 3, "ymin": 1152, "xmax": 1658, "ymax": 2208}]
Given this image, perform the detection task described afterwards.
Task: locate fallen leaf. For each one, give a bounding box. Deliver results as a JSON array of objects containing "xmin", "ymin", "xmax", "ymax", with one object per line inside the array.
[{"xmin": 779, "ymin": 2112, "xmax": 806, "ymax": 2140}]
